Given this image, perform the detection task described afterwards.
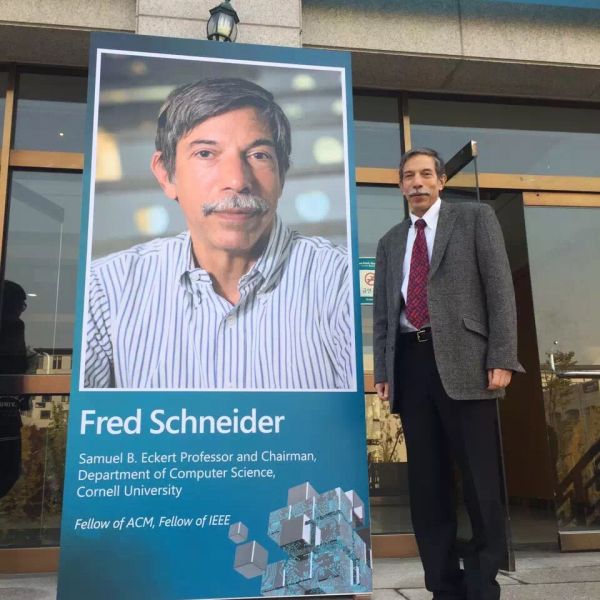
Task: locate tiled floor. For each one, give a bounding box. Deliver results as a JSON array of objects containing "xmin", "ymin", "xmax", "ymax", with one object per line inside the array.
[{"xmin": 377, "ymin": 547, "xmax": 600, "ymax": 600}]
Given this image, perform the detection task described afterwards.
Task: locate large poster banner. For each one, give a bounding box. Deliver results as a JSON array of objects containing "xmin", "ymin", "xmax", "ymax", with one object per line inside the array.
[{"xmin": 58, "ymin": 32, "xmax": 370, "ymax": 600}]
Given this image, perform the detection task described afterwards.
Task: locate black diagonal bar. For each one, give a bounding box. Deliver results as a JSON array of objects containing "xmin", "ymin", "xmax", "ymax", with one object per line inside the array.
[{"xmin": 445, "ymin": 140, "xmax": 478, "ymax": 181}]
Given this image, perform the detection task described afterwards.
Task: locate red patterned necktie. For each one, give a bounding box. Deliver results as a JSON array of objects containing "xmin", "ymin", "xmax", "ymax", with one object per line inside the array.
[{"xmin": 406, "ymin": 219, "xmax": 430, "ymax": 330}]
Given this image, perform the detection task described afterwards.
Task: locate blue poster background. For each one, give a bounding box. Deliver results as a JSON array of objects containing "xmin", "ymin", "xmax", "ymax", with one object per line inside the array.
[{"xmin": 58, "ymin": 32, "xmax": 370, "ymax": 600}]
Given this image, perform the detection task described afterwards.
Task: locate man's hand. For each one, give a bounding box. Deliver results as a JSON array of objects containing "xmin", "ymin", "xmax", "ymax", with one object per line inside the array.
[
  {"xmin": 487, "ymin": 368, "xmax": 512, "ymax": 390},
  {"xmin": 375, "ymin": 382, "xmax": 389, "ymax": 400}
]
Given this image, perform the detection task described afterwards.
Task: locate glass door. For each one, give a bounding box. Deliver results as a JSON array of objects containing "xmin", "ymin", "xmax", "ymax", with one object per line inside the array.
[{"xmin": 523, "ymin": 192, "xmax": 600, "ymax": 551}]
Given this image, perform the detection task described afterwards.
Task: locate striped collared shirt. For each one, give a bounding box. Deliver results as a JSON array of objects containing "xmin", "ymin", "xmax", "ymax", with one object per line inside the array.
[{"xmin": 84, "ymin": 216, "xmax": 355, "ymax": 390}]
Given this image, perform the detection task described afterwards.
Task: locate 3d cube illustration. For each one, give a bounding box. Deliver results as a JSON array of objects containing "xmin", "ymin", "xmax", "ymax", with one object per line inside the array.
[
  {"xmin": 311, "ymin": 551, "xmax": 354, "ymax": 593},
  {"xmin": 355, "ymin": 558, "xmax": 373, "ymax": 589},
  {"xmin": 315, "ymin": 487, "xmax": 353, "ymax": 522},
  {"xmin": 287, "ymin": 481, "xmax": 317, "ymax": 505},
  {"xmin": 268, "ymin": 505, "xmax": 292, "ymax": 545},
  {"xmin": 345, "ymin": 489, "xmax": 366, "ymax": 526},
  {"xmin": 261, "ymin": 560, "xmax": 286, "ymax": 594},
  {"xmin": 319, "ymin": 513, "xmax": 353, "ymax": 552},
  {"xmin": 232, "ymin": 482, "xmax": 372, "ymax": 594},
  {"xmin": 285, "ymin": 553, "xmax": 313, "ymax": 586},
  {"xmin": 352, "ymin": 530, "xmax": 367, "ymax": 563},
  {"xmin": 289, "ymin": 496, "xmax": 316, "ymax": 521},
  {"xmin": 234, "ymin": 540, "xmax": 268, "ymax": 579},
  {"xmin": 313, "ymin": 551, "xmax": 339, "ymax": 582},
  {"xmin": 263, "ymin": 583, "xmax": 305, "ymax": 597},
  {"xmin": 280, "ymin": 514, "xmax": 321, "ymax": 557},
  {"xmin": 228, "ymin": 521, "xmax": 248, "ymax": 544}
]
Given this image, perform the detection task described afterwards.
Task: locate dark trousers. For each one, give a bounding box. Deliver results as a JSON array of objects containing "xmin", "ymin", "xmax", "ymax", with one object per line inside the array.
[{"xmin": 394, "ymin": 331, "xmax": 506, "ymax": 600}]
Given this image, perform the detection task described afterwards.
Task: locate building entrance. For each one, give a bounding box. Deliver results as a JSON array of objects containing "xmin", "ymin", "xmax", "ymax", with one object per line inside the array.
[
  {"xmin": 447, "ymin": 188, "xmax": 600, "ymax": 554},
  {"xmin": 360, "ymin": 139, "xmax": 600, "ymax": 562},
  {"xmin": 521, "ymin": 191, "xmax": 600, "ymax": 551}
]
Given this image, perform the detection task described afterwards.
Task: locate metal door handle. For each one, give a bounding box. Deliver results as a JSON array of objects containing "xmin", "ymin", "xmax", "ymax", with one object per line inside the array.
[{"xmin": 549, "ymin": 352, "xmax": 600, "ymax": 379}]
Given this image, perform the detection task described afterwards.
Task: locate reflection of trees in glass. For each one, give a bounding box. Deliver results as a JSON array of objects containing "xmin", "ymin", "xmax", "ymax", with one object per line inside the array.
[
  {"xmin": 365, "ymin": 395, "xmax": 405, "ymax": 464},
  {"xmin": 45, "ymin": 403, "xmax": 67, "ymax": 514},
  {"xmin": 542, "ymin": 350, "xmax": 576, "ymax": 425},
  {"xmin": 542, "ymin": 350, "xmax": 600, "ymax": 527},
  {"xmin": 0, "ymin": 403, "xmax": 68, "ymax": 536}
]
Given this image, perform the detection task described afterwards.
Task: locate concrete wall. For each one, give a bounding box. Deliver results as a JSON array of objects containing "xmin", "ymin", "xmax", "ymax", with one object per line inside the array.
[
  {"xmin": 302, "ymin": 0, "xmax": 600, "ymax": 101},
  {"xmin": 0, "ymin": 0, "xmax": 301, "ymax": 67},
  {"xmin": 0, "ymin": 0, "xmax": 135, "ymax": 31},
  {"xmin": 137, "ymin": 0, "xmax": 301, "ymax": 47},
  {"xmin": 1, "ymin": 0, "xmax": 600, "ymax": 101},
  {"xmin": 0, "ymin": 0, "xmax": 135, "ymax": 66}
]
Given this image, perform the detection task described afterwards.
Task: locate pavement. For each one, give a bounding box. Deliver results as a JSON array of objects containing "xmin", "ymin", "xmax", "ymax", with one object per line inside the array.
[
  {"xmin": 1, "ymin": 547, "xmax": 600, "ymax": 599},
  {"xmin": 374, "ymin": 546, "xmax": 600, "ymax": 599}
]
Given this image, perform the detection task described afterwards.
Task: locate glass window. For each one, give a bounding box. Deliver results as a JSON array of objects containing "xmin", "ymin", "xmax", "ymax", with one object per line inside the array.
[
  {"xmin": 353, "ymin": 94, "xmax": 401, "ymax": 168},
  {"xmin": 14, "ymin": 72, "xmax": 87, "ymax": 152},
  {"xmin": 2, "ymin": 171, "xmax": 82, "ymax": 374},
  {"xmin": 525, "ymin": 205, "xmax": 600, "ymax": 533},
  {"xmin": 357, "ymin": 186, "xmax": 405, "ymax": 371},
  {"xmin": 525, "ymin": 207, "xmax": 600, "ymax": 366},
  {"xmin": 357, "ymin": 186, "xmax": 411, "ymax": 534},
  {"xmin": 410, "ymin": 98, "xmax": 600, "ymax": 177},
  {"xmin": 0, "ymin": 394, "xmax": 69, "ymax": 548}
]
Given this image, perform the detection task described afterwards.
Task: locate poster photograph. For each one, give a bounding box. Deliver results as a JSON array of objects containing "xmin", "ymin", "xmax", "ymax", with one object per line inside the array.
[{"xmin": 58, "ymin": 32, "xmax": 371, "ymax": 600}]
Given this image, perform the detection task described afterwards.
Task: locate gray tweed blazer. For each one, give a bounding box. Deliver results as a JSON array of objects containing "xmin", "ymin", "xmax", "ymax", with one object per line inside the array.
[{"xmin": 373, "ymin": 200, "xmax": 524, "ymax": 404}]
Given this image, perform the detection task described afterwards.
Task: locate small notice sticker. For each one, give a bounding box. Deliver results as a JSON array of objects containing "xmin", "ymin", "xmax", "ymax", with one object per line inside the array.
[{"xmin": 359, "ymin": 258, "xmax": 375, "ymax": 305}]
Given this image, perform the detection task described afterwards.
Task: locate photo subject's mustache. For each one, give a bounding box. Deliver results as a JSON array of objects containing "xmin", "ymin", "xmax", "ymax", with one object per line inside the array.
[{"xmin": 202, "ymin": 194, "xmax": 270, "ymax": 216}]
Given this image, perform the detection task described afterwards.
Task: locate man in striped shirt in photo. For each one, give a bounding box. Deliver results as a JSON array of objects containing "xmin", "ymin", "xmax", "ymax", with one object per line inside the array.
[{"xmin": 84, "ymin": 78, "xmax": 355, "ymax": 390}]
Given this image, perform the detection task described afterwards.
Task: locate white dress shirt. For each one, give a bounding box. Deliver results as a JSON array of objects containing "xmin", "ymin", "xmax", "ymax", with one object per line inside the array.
[
  {"xmin": 399, "ymin": 198, "xmax": 441, "ymax": 332},
  {"xmin": 83, "ymin": 215, "xmax": 355, "ymax": 390}
]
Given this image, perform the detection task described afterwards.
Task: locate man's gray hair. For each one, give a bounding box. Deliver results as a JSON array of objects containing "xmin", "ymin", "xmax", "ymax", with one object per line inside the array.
[
  {"xmin": 399, "ymin": 148, "xmax": 446, "ymax": 180},
  {"xmin": 155, "ymin": 77, "xmax": 292, "ymax": 180}
]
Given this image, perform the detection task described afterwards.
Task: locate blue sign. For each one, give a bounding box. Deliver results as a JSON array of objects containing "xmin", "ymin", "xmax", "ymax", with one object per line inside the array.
[{"xmin": 58, "ymin": 32, "xmax": 370, "ymax": 600}]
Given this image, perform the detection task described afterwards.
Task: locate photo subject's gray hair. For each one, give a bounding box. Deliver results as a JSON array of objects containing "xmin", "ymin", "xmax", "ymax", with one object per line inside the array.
[
  {"xmin": 155, "ymin": 77, "xmax": 292, "ymax": 180},
  {"xmin": 399, "ymin": 147, "xmax": 446, "ymax": 180}
]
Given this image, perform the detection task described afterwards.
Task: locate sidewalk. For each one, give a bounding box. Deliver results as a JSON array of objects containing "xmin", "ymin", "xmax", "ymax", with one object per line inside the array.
[
  {"xmin": 1, "ymin": 547, "xmax": 600, "ymax": 599},
  {"xmin": 374, "ymin": 547, "xmax": 600, "ymax": 600}
]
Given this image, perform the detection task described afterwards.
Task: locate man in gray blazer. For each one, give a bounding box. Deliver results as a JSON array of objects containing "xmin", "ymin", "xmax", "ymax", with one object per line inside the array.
[{"xmin": 373, "ymin": 148, "xmax": 523, "ymax": 600}]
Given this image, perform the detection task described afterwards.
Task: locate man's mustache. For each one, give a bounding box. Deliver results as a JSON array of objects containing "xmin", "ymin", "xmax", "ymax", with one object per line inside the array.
[{"xmin": 202, "ymin": 194, "xmax": 270, "ymax": 217}]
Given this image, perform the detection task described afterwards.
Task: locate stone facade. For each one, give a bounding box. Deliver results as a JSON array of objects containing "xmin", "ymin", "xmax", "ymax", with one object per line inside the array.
[{"xmin": 0, "ymin": 0, "xmax": 599, "ymax": 100}]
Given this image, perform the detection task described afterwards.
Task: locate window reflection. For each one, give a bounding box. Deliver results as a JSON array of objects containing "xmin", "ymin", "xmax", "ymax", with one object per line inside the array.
[
  {"xmin": 366, "ymin": 394, "xmax": 411, "ymax": 534},
  {"xmin": 526, "ymin": 205, "xmax": 600, "ymax": 531},
  {"xmin": 411, "ymin": 98, "xmax": 600, "ymax": 177},
  {"xmin": 0, "ymin": 281, "xmax": 33, "ymax": 375},
  {"xmin": 0, "ymin": 394, "xmax": 69, "ymax": 548},
  {"xmin": 353, "ymin": 95, "xmax": 401, "ymax": 168},
  {"xmin": 357, "ymin": 186, "xmax": 405, "ymax": 371},
  {"xmin": 357, "ymin": 186, "xmax": 412, "ymax": 534},
  {"xmin": 525, "ymin": 207, "xmax": 600, "ymax": 366},
  {"xmin": 3, "ymin": 171, "xmax": 82, "ymax": 370},
  {"xmin": 14, "ymin": 72, "xmax": 87, "ymax": 152}
]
